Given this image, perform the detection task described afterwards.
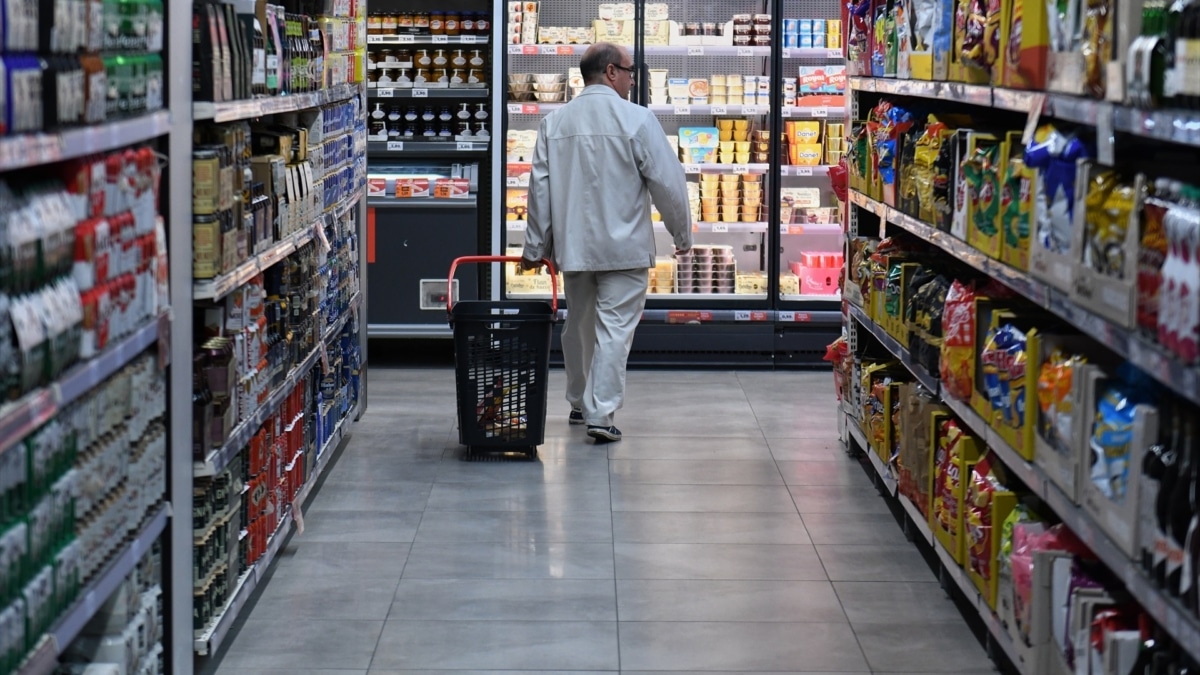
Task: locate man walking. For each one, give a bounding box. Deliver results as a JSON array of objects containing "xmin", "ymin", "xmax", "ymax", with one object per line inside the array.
[{"xmin": 521, "ymin": 42, "xmax": 692, "ymax": 443}]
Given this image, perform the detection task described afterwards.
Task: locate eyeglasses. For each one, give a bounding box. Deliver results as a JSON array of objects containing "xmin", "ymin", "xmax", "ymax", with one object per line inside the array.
[{"xmin": 611, "ymin": 63, "xmax": 637, "ymax": 78}]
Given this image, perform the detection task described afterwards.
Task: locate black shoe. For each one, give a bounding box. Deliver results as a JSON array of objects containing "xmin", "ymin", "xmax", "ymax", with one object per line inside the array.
[
  {"xmin": 569, "ymin": 408, "xmax": 585, "ymax": 425},
  {"xmin": 587, "ymin": 425, "xmax": 622, "ymax": 443}
]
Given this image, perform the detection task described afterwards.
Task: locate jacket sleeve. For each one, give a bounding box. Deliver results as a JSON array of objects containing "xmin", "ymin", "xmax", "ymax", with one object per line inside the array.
[
  {"xmin": 634, "ymin": 113, "xmax": 692, "ymax": 252},
  {"xmin": 522, "ymin": 119, "xmax": 553, "ymax": 262}
]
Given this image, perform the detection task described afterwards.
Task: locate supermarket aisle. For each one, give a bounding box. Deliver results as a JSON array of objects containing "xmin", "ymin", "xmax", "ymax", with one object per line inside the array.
[{"xmin": 212, "ymin": 367, "xmax": 998, "ymax": 674}]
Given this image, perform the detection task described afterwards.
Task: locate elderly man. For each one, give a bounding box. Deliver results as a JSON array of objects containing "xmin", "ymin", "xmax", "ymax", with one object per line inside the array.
[{"xmin": 521, "ymin": 42, "xmax": 692, "ymax": 443}]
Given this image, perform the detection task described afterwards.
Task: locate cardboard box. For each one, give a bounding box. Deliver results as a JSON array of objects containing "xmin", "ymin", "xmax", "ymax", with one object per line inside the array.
[
  {"xmin": 964, "ymin": 459, "xmax": 1018, "ymax": 609},
  {"xmin": 1029, "ymin": 155, "xmax": 1086, "ymax": 293},
  {"xmin": 434, "ymin": 178, "xmax": 471, "ymax": 199},
  {"xmin": 896, "ymin": 383, "xmax": 948, "ymax": 517},
  {"xmin": 929, "ymin": 411, "xmax": 983, "ymax": 565},
  {"xmin": 1000, "ymin": 133, "xmax": 1035, "ymax": 271},
  {"xmin": 1003, "ymin": 0, "xmax": 1050, "ymax": 89},
  {"xmin": 1068, "ymin": 163, "xmax": 1146, "ymax": 329},
  {"xmin": 1031, "ymin": 338, "xmax": 1094, "ymax": 503},
  {"xmin": 964, "ymin": 133, "xmax": 1005, "ymax": 259}
]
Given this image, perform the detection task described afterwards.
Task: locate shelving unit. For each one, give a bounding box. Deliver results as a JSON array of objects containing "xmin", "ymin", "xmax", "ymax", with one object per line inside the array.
[
  {"xmin": 194, "ymin": 83, "xmax": 364, "ymax": 123},
  {"xmin": 368, "ymin": 88, "xmax": 491, "ymax": 98}
]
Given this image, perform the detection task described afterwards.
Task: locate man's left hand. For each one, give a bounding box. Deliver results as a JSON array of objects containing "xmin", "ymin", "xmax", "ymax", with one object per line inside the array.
[{"xmin": 520, "ymin": 257, "xmax": 542, "ymax": 271}]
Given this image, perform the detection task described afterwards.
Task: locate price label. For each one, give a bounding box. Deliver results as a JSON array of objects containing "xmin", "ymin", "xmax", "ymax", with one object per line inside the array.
[
  {"xmin": 712, "ymin": 223, "xmax": 729, "ymax": 233},
  {"xmin": 683, "ymin": 163, "xmax": 701, "ymax": 173},
  {"xmin": 781, "ymin": 107, "xmax": 792, "ymax": 118},
  {"xmin": 457, "ymin": 141, "xmax": 474, "ymax": 151},
  {"xmin": 522, "ymin": 45, "xmax": 539, "ymax": 55},
  {"xmin": 811, "ymin": 106, "xmax": 828, "ymax": 118},
  {"xmin": 508, "ymin": 221, "xmax": 527, "ymax": 231},
  {"xmin": 540, "ymin": 45, "xmax": 558, "ymax": 54},
  {"xmin": 827, "ymin": 48, "xmax": 843, "ymax": 58},
  {"xmin": 432, "ymin": 35, "xmax": 449, "ymax": 43},
  {"xmin": 736, "ymin": 47, "xmax": 754, "ymax": 56},
  {"xmin": 508, "ymin": 44, "xmax": 523, "ymax": 54},
  {"xmin": 506, "ymin": 176, "xmax": 521, "ymax": 187},
  {"xmin": 674, "ymin": 105, "xmax": 692, "ymax": 115},
  {"xmin": 507, "ymin": 103, "xmax": 522, "ymax": 114},
  {"xmin": 795, "ymin": 166, "xmax": 813, "ymax": 176},
  {"xmin": 732, "ymin": 165, "xmax": 749, "ymax": 175},
  {"xmin": 522, "ymin": 104, "xmax": 540, "ymax": 114},
  {"xmin": 780, "ymin": 311, "xmax": 795, "ymax": 322},
  {"xmin": 460, "ymin": 35, "xmax": 477, "ymax": 43},
  {"xmin": 734, "ymin": 310, "xmax": 751, "ymax": 321},
  {"xmin": 711, "ymin": 105, "xmax": 727, "ymax": 115},
  {"xmin": 412, "ymin": 88, "xmax": 429, "ymax": 97},
  {"xmin": 788, "ymin": 225, "xmax": 807, "ymax": 234},
  {"xmin": 688, "ymin": 46, "xmax": 705, "ymax": 55},
  {"xmin": 743, "ymin": 105, "xmax": 760, "ymax": 115},
  {"xmin": 386, "ymin": 141, "xmax": 404, "ymax": 151},
  {"xmin": 782, "ymin": 48, "xmax": 792, "ymax": 59},
  {"xmin": 367, "ymin": 35, "xmax": 383, "ymax": 43},
  {"xmin": 376, "ymin": 88, "xmax": 395, "ymax": 97}
]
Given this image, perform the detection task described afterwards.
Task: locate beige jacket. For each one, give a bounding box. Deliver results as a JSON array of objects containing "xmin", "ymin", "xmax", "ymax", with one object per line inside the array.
[{"xmin": 522, "ymin": 85, "xmax": 692, "ymax": 272}]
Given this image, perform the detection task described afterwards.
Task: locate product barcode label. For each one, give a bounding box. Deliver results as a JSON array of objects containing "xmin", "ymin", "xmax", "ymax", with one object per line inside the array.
[
  {"xmin": 712, "ymin": 224, "xmax": 729, "ymax": 233},
  {"xmin": 432, "ymin": 35, "xmax": 449, "ymax": 43},
  {"xmin": 736, "ymin": 47, "xmax": 754, "ymax": 56},
  {"xmin": 711, "ymin": 105, "xmax": 727, "ymax": 115},
  {"xmin": 457, "ymin": 141, "xmax": 474, "ymax": 151},
  {"xmin": 688, "ymin": 46, "xmax": 705, "ymax": 55},
  {"xmin": 376, "ymin": 88, "xmax": 395, "ymax": 97},
  {"xmin": 811, "ymin": 107, "xmax": 828, "ymax": 117},
  {"xmin": 386, "ymin": 141, "xmax": 404, "ymax": 151},
  {"xmin": 674, "ymin": 105, "xmax": 692, "ymax": 115},
  {"xmin": 683, "ymin": 164, "xmax": 701, "ymax": 173},
  {"xmin": 413, "ymin": 88, "xmax": 429, "ymax": 97}
]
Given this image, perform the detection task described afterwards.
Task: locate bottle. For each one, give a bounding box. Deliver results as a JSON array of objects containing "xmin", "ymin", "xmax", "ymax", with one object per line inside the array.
[
  {"xmin": 1143, "ymin": 426, "xmax": 1168, "ymax": 573},
  {"xmin": 213, "ymin": 2, "xmax": 234, "ymax": 102},
  {"xmin": 264, "ymin": 4, "xmax": 280, "ymax": 94},
  {"xmin": 1156, "ymin": 408, "xmax": 1181, "ymax": 587},
  {"xmin": 276, "ymin": 6, "xmax": 290, "ymax": 93},
  {"xmin": 239, "ymin": 7, "xmax": 266, "ymax": 96},
  {"xmin": 309, "ymin": 16, "xmax": 324, "ymax": 91},
  {"xmin": 1168, "ymin": 416, "xmax": 1195, "ymax": 595},
  {"xmin": 225, "ymin": 3, "xmax": 247, "ymax": 99},
  {"xmin": 1165, "ymin": 0, "xmax": 1192, "ymax": 106}
]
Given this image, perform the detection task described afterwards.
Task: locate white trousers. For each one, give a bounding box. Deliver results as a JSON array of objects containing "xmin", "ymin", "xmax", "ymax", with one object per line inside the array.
[{"xmin": 561, "ymin": 269, "xmax": 648, "ymax": 427}]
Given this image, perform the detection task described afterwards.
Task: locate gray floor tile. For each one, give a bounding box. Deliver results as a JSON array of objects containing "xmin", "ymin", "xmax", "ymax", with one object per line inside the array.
[
  {"xmin": 606, "ymin": 435, "xmax": 774, "ymax": 460},
  {"xmin": 835, "ymin": 580, "xmax": 964, "ymax": 624},
  {"xmin": 788, "ymin": 484, "xmax": 893, "ymax": 515},
  {"xmin": 615, "ymin": 543, "xmax": 827, "ymax": 580},
  {"xmin": 297, "ymin": 510, "xmax": 424, "ymax": 543},
  {"xmin": 612, "ymin": 512, "xmax": 810, "ymax": 545},
  {"xmin": 370, "ymin": 620, "xmax": 619, "ymax": 670},
  {"xmin": 272, "ymin": 542, "xmax": 411, "ymax": 578},
  {"xmin": 434, "ymin": 456, "xmax": 610, "ymax": 484},
  {"xmin": 752, "ymin": 407, "xmax": 846, "ymax": 438},
  {"xmin": 519, "ymin": 435, "xmax": 616, "ymax": 459},
  {"xmin": 307, "ymin": 482, "xmax": 433, "ymax": 514},
  {"xmin": 218, "ymin": 670, "xmax": 365, "ymax": 675},
  {"xmin": 609, "ymin": 459, "xmax": 784, "ymax": 485},
  {"xmin": 616, "ymin": 580, "xmax": 846, "ymax": 622},
  {"xmin": 414, "ymin": 509, "xmax": 612, "ymax": 543},
  {"xmin": 617, "ymin": 621, "xmax": 868, "ymax": 672},
  {"xmin": 251, "ymin": 575, "xmax": 399, "ymax": 620},
  {"xmin": 391, "ymin": 579, "xmax": 615, "ymax": 621},
  {"xmin": 766, "ymin": 436, "xmax": 848, "ymax": 461},
  {"xmin": 614, "ymin": 410, "xmax": 766, "ymax": 437},
  {"xmin": 322, "ymin": 458, "xmax": 442, "ymax": 484},
  {"xmin": 622, "ymin": 673, "xmax": 865, "ymax": 675},
  {"xmin": 775, "ymin": 459, "xmax": 873, "ymax": 486},
  {"xmin": 369, "ymin": 672, "xmax": 616, "ymax": 675},
  {"xmin": 816, "ymin": 544, "xmax": 935, "ymax": 582},
  {"xmin": 402, "ymin": 541, "xmax": 615, "ymax": 579},
  {"xmin": 853, "ymin": 621, "xmax": 993, "ymax": 672},
  {"xmin": 425, "ymin": 481, "xmax": 611, "ymax": 511},
  {"xmin": 611, "ymin": 484, "xmax": 798, "ymax": 512},
  {"xmin": 218, "ymin": 619, "xmax": 382, "ymax": 670},
  {"xmin": 800, "ymin": 512, "xmax": 910, "ymax": 546}
]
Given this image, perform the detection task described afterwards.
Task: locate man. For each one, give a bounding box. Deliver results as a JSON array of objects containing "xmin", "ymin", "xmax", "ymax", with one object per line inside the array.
[{"xmin": 521, "ymin": 42, "xmax": 691, "ymax": 443}]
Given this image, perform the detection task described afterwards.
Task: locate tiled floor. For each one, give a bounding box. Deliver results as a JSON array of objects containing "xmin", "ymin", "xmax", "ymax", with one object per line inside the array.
[{"xmin": 213, "ymin": 367, "xmax": 998, "ymax": 674}]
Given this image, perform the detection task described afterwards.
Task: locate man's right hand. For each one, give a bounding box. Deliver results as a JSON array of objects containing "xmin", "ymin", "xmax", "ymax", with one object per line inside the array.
[
  {"xmin": 674, "ymin": 247, "xmax": 691, "ymax": 256},
  {"xmin": 520, "ymin": 257, "xmax": 542, "ymax": 271}
]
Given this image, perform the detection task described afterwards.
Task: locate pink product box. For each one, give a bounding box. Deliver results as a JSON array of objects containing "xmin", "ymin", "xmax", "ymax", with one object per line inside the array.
[{"xmin": 789, "ymin": 251, "xmax": 843, "ymax": 295}]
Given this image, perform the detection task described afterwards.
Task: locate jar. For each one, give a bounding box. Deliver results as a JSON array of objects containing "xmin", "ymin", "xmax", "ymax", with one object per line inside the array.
[
  {"xmin": 439, "ymin": 106, "xmax": 453, "ymax": 121},
  {"xmin": 474, "ymin": 123, "xmax": 490, "ymax": 138},
  {"xmin": 684, "ymin": 22, "xmax": 701, "ymax": 35},
  {"xmin": 430, "ymin": 12, "xmax": 445, "ymax": 35},
  {"xmin": 404, "ymin": 106, "xmax": 418, "ymax": 121},
  {"xmin": 474, "ymin": 103, "xmax": 489, "ymax": 119},
  {"xmin": 451, "ymin": 50, "xmax": 467, "ymax": 66},
  {"xmin": 438, "ymin": 125, "xmax": 453, "ymax": 137},
  {"xmin": 457, "ymin": 122, "xmax": 472, "ymax": 137},
  {"xmin": 467, "ymin": 68, "xmax": 485, "ymax": 85},
  {"xmin": 753, "ymin": 35, "xmax": 771, "ymax": 46},
  {"xmin": 394, "ymin": 68, "xmax": 412, "ymax": 86},
  {"xmin": 421, "ymin": 106, "xmax": 435, "ymax": 121},
  {"xmin": 475, "ymin": 11, "xmax": 490, "ymax": 33},
  {"xmin": 367, "ymin": 69, "xmax": 382, "ymax": 86},
  {"xmin": 377, "ymin": 68, "xmax": 395, "ymax": 85},
  {"xmin": 403, "ymin": 125, "xmax": 416, "ymax": 138},
  {"xmin": 396, "ymin": 49, "xmax": 413, "ymax": 66},
  {"xmin": 433, "ymin": 68, "xmax": 449, "ymax": 83},
  {"xmin": 366, "ymin": 50, "xmax": 378, "ymax": 70},
  {"xmin": 753, "ymin": 13, "xmax": 772, "ymax": 24},
  {"xmin": 381, "ymin": 12, "xmax": 398, "ymax": 34},
  {"xmin": 432, "ymin": 49, "xmax": 448, "ymax": 66},
  {"xmin": 415, "ymin": 50, "xmax": 431, "ymax": 66},
  {"xmin": 414, "ymin": 12, "xmax": 430, "ymax": 31},
  {"xmin": 445, "ymin": 12, "xmax": 460, "ymax": 35},
  {"xmin": 387, "ymin": 121, "xmax": 402, "ymax": 138},
  {"xmin": 701, "ymin": 22, "xmax": 717, "ymax": 35},
  {"xmin": 367, "ymin": 13, "xmax": 382, "ymax": 34},
  {"xmin": 379, "ymin": 49, "xmax": 397, "ymax": 63},
  {"xmin": 414, "ymin": 68, "xmax": 431, "ymax": 84},
  {"xmin": 457, "ymin": 103, "xmax": 471, "ymax": 119},
  {"xmin": 370, "ymin": 102, "xmax": 386, "ymax": 119},
  {"xmin": 422, "ymin": 125, "xmax": 436, "ymax": 137},
  {"xmin": 461, "ymin": 12, "xmax": 476, "ymax": 34},
  {"xmin": 468, "ymin": 49, "xmax": 485, "ymax": 66},
  {"xmin": 388, "ymin": 106, "xmax": 402, "ymax": 121},
  {"xmin": 398, "ymin": 12, "xmax": 414, "ymax": 30},
  {"xmin": 369, "ymin": 120, "xmax": 386, "ymax": 138},
  {"xmin": 449, "ymin": 69, "xmax": 465, "ymax": 85}
]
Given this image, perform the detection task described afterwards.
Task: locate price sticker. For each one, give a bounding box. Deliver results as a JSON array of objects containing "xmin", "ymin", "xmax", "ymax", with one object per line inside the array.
[
  {"xmin": 508, "ymin": 221, "xmax": 527, "ymax": 231},
  {"xmin": 811, "ymin": 106, "xmax": 828, "ymax": 117},
  {"xmin": 732, "ymin": 165, "xmax": 749, "ymax": 175},
  {"xmin": 508, "ymin": 44, "xmax": 523, "ymax": 54},
  {"xmin": 506, "ymin": 176, "xmax": 520, "ymax": 187},
  {"xmin": 712, "ymin": 223, "xmax": 729, "ymax": 233},
  {"xmin": 522, "ymin": 45, "xmax": 539, "ymax": 54},
  {"xmin": 781, "ymin": 107, "xmax": 793, "ymax": 118},
  {"xmin": 540, "ymin": 45, "xmax": 558, "ymax": 54},
  {"xmin": 736, "ymin": 47, "xmax": 754, "ymax": 56},
  {"xmin": 780, "ymin": 311, "xmax": 795, "ymax": 322},
  {"xmin": 711, "ymin": 105, "xmax": 727, "ymax": 115},
  {"xmin": 522, "ymin": 103, "xmax": 540, "ymax": 114},
  {"xmin": 795, "ymin": 166, "xmax": 813, "ymax": 176},
  {"xmin": 457, "ymin": 141, "xmax": 474, "ymax": 150},
  {"xmin": 674, "ymin": 105, "xmax": 692, "ymax": 115},
  {"xmin": 412, "ymin": 88, "xmax": 429, "ymax": 97},
  {"xmin": 734, "ymin": 310, "xmax": 750, "ymax": 321},
  {"xmin": 507, "ymin": 103, "xmax": 522, "ymax": 113},
  {"xmin": 460, "ymin": 35, "xmax": 477, "ymax": 43},
  {"xmin": 782, "ymin": 48, "xmax": 792, "ymax": 59},
  {"xmin": 683, "ymin": 163, "xmax": 701, "ymax": 173},
  {"xmin": 743, "ymin": 105, "xmax": 760, "ymax": 115},
  {"xmin": 376, "ymin": 88, "xmax": 395, "ymax": 97},
  {"xmin": 432, "ymin": 35, "xmax": 449, "ymax": 43},
  {"xmin": 386, "ymin": 141, "xmax": 404, "ymax": 151},
  {"xmin": 367, "ymin": 35, "xmax": 383, "ymax": 43},
  {"xmin": 688, "ymin": 46, "xmax": 705, "ymax": 55},
  {"xmin": 826, "ymin": 48, "xmax": 842, "ymax": 58},
  {"xmin": 397, "ymin": 35, "xmax": 415, "ymax": 43}
]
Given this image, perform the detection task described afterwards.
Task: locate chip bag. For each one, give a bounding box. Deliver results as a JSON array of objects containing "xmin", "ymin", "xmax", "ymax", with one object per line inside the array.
[
  {"xmin": 1088, "ymin": 365, "xmax": 1157, "ymax": 503},
  {"xmin": 966, "ymin": 453, "xmax": 1003, "ymax": 584},
  {"xmin": 934, "ymin": 418, "xmax": 968, "ymax": 539},
  {"xmin": 940, "ymin": 280, "xmax": 978, "ymax": 401}
]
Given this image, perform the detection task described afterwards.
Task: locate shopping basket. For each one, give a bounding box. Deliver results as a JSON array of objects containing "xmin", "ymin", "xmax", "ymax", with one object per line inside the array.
[{"xmin": 447, "ymin": 256, "xmax": 558, "ymax": 461}]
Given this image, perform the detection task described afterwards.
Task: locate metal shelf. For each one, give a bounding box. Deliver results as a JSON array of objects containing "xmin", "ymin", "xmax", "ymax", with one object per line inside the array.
[
  {"xmin": 0, "ymin": 318, "xmax": 162, "ymax": 457},
  {"xmin": 505, "ymin": 44, "xmax": 842, "ymax": 58},
  {"xmin": 18, "ymin": 505, "xmax": 170, "ymax": 675},
  {"xmin": 194, "ymin": 412, "xmax": 350, "ymax": 657},
  {"xmin": 780, "ymin": 164, "xmax": 835, "ymax": 176},
  {"xmin": 193, "ymin": 83, "xmax": 363, "ymax": 123},
  {"xmin": 369, "ymin": 34, "xmax": 488, "ymax": 45},
  {"xmin": 849, "ymin": 299, "xmax": 1200, "ymax": 661},
  {"xmin": 848, "ymin": 305, "xmax": 939, "ymax": 394},
  {"xmin": 367, "ymin": 139, "xmax": 489, "ymax": 155},
  {"xmin": 193, "ymin": 293, "xmax": 361, "ymax": 478},
  {"xmin": 781, "ymin": 106, "xmax": 846, "ymax": 119},
  {"xmin": 0, "ymin": 111, "xmax": 171, "ymax": 173},
  {"xmin": 684, "ymin": 163, "xmax": 770, "ymax": 174},
  {"xmin": 648, "ymin": 103, "xmax": 772, "ymax": 116},
  {"xmin": 370, "ymin": 87, "xmax": 489, "ymax": 99},
  {"xmin": 506, "ymin": 220, "xmax": 770, "ymax": 234},
  {"xmin": 193, "ymin": 189, "xmax": 363, "ymax": 302},
  {"xmin": 848, "ymin": 189, "xmax": 1200, "ymax": 408}
]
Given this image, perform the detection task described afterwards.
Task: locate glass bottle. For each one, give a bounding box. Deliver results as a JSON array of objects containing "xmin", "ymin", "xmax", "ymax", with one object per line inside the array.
[
  {"xmin": 445, "ymin": 12, "xmax": 460, "ymax": 36},
  {"xmin": 1168, "ymin": 416, "xmax": 1196, "ymax": 595},
  {"xmin": 1156, "ymin": 408, "xmax": 1181, "ymax": 587}
]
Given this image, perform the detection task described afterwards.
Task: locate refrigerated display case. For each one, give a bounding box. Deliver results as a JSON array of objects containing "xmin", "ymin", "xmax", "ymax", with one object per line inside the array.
[
  {"xmin": 364, "ymin": 0, "xmax": 505, "ymax": 337},
  {"xmin": 501, "ymin": 0, "xmax": 844, "ymax": 364}
]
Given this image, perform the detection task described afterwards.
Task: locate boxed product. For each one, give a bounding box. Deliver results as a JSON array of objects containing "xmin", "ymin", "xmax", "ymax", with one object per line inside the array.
[
  {"xmin": 1033, "ymin": 344, "xmax": 1091, "ymax": 502},
  {"xmin": 1003, "ymin": 0, "xmax": 1050, "ymax": 89},
  {"xmin": 929, "ymin": 413, "xmax": 983, "ymax": 564},
  {"xmin": 1000, "ymin": 136, "xmax": 1035, "ymax": 271},
  {"xmin": 678, "ymin": 127, "xmax": 719, "ymax": 164},
  {"xmin": 964, "ymin": 453, "xmax": 1018, "ymax": 609},
  {"xmin": 394, "ymin": 178, "xmax": 431, "ymax": 198},
  {"xmin": 1068, "ymin": 162, "xmax": 1146, "ymax": 329},
  {"xmin": 796, "ymin": 66, "xmax": 846, "ymax": 94},
  {"xmin": 896, "ymin": 383, "xmax": 949, "ymax": 518},
  {"xmin": 434, "ymin": 178, "xmax": 471, "ymax": 199},
  {"xmin": 1026, "ymin": 126, "xmax": 1092, "ymax": 293}
]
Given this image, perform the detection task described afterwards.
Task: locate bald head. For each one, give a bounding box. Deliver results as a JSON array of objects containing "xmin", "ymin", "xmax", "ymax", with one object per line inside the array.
[{"xmin": 581, "ymin": 42, "xmax": 629, "ymax": 85}]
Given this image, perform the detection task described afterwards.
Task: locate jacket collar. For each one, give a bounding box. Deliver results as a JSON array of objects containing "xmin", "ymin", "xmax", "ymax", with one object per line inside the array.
[{"xmin": 577, "ymin": 84, "xmax": 622, "ymax": 98}]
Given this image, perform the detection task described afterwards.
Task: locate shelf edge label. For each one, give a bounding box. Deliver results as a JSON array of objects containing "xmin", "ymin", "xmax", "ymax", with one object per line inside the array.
[{"xmin": 412, "ymin": 88, "xmax": 429, "ymax": 98}]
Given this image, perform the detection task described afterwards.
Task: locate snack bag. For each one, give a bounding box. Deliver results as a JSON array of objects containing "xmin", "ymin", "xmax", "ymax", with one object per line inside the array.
[
  {"xmin": 1137, "ymin": 193, "xmax": 1169, "ymax": 337},
  {"xmin": 1088, "ymin": 366, "xmax": 1156, "ymax": 503},
  {"xmin": 1025, "ymin": 126, "xmax": 1091, "ymax": 255},
  {"xmin": 1082, "ymin": 170, "xmax": 1135, "ymax": 279},
  {"xmin": 1000, "ymin": 155, "xmax": 1033, "ymax": 270},
  {"xmin": 934, "ymin": 418, "xmax": 967, "ymax": 539},
  {"xmin": 1037, "ymin": 350, "xmax": 1083, "ymax": 452},
  {"xmin": 885, "ymin": 263, "xmax": 905, "ymax": 321},
  {"xmin": 913, "ymin": 116, "xmax": 951, "ymax": 223},
  {"xmin": 966, "ymin": 453, "xmax": 1000, "ymax": 584},
  {"xmin": 940, "ymin": 280, "xmax": 977, "ymax": 401}
]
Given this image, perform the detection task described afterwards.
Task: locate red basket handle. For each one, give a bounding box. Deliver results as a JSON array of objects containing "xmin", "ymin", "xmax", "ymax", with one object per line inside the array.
[{"xmin": 447, "ymin": 255, "xmax": 558, "ymax": 314}]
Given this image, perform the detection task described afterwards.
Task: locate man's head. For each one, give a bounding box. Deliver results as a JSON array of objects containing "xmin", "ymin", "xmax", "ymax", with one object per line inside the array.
[{"xmin": 580, "ymin": 42, "xmax": 635, "ymax": 98}]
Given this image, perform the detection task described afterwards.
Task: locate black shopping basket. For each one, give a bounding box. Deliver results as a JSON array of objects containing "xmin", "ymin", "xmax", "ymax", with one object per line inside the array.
[{"xmin": 448, "ymin": 256, "xmax": 558, "ymax": 461}]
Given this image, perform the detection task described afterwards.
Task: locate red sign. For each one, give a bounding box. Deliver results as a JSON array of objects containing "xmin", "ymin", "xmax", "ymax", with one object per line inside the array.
[{"xmin": 666, "ymin": 311, "xmax": 713, "ymax": 324}]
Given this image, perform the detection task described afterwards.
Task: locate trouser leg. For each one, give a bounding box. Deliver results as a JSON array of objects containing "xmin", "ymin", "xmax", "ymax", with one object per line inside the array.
[
  {"xmin": 561, "ymin": 271, "xmax": 598, "ymax": 411},
  {"xmin": 583, "ymin": 269, "xmax": 648, "ymax": 427}
]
